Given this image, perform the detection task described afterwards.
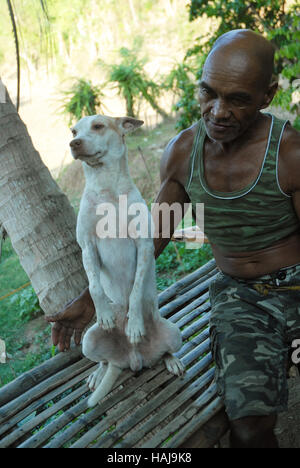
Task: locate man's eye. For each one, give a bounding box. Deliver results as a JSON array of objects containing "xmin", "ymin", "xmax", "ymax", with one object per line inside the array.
[{"xmin": 230, "ymin": 97, "xmax": 250, "ymax": 106}]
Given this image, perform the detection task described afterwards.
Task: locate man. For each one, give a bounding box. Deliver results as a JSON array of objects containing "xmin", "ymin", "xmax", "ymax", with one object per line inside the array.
[{"xmin": 47, "ymin": 30, "xmax": 300, "ymax": 448}]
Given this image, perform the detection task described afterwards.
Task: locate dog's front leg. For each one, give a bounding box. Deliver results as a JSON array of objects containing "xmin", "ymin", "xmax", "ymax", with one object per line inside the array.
[
  {"xmin": 126, "ymin": 238, "xmax": 155, "ymax": 344},
  {"xmin": 81, "ymin": 244, "xmax": 119, "ymax": 330}
]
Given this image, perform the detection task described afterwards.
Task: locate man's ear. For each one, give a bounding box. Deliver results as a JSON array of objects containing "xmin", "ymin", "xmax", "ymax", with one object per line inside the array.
[
  {"xmin": 260, "ymin": 81, "xmax": 278, "ymax": 109},
  {"xmin": 116, "ymin": 117, "xmax": 144, "ymax": 135}
]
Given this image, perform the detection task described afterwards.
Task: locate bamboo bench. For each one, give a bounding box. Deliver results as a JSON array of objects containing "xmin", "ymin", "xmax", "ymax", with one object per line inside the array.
[{"xmin": 0, "ymin": 258, "xmax": 230, "ymax": 448}]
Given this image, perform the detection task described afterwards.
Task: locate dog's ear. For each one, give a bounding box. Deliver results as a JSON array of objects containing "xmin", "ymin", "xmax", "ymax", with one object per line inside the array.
[{"xmin": 116, "ymin": 117, "xmax": 144, "ymax": 135}]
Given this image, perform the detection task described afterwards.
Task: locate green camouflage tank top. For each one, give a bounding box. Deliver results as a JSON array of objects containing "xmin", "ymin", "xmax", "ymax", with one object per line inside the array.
[{"xmin": 185, "ymin": 114, "xmax": 300, "ymax": 253}]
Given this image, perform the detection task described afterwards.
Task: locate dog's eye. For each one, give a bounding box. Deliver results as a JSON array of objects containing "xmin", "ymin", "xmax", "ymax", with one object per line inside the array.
[
  {"xmin": 71, "ymin": 129, "xmax": 77, "ymax": 136},
  {"xmin": 93, "ymin": 124, "xmax": 105, "ymax": 130}
]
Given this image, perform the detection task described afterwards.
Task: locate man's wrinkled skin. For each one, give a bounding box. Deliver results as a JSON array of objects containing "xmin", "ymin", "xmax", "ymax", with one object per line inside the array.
[{"xmin": 46, "ymin": 29, "xmax": 300, "ymax": 447}]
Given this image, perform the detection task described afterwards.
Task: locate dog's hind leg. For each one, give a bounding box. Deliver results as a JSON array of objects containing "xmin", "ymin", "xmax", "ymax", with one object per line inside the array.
[
  {"xmin": 87, "ymin": 363, "xmax": 122, "ymax": 407},
  {"xmin": 87, "ymin": 362, "xmax": 108, "ymax": 391},
  {"xmin": 163, "ymin": 353, "xmax": 185, "ymax": 376}
]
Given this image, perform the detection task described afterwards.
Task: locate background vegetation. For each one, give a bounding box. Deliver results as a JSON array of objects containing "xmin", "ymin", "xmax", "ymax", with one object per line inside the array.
[
  {"xmin": 2, "ymin": 0, "xmax": 298, "ymax": 129},
  {"xmin": 0, "ymin": 0, "xmax": 299, "ymax": 385}
]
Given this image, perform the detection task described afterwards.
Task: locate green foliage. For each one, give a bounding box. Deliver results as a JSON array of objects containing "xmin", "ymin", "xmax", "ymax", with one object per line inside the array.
[
  {"xmin": 9, "ymin": 286, "xmax": 42, "ymax": 322},
  {"xmin": 293, "ymin": 116, "xmax": 300, "ymax": 132},
  {"xmin": 0, "ymin": 238, "xmax": 53, "ymax": 385},
  {"xmin": 155, "ymin": 241, "xmax": 213, "ymax": 290},
  {"xmin": 173, "ymin": 0, "xmax": 300, "ymax": 131},
  {"xmin": 189, "ymin": 0, "xmax": 287, "ymax": 33},
  {"xmin": 163, "ymin": 62, "xmax": 201, "ymax": 130},
  {"xmin": 100, "ymin": 46, "xmax": 166, "ymax": 118},
  {"xmin": 268, "ymin": 9, "xmax": 300, "ymax": 117},
  {"xmin": 60, "ymin": 79, "xmax": 105, "ymax": 125}
]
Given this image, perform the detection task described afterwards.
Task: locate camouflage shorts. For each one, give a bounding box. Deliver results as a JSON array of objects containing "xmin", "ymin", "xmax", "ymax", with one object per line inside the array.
[{"xmin": 209, "ymin": 263, "xmax": 300, "ymax": 421}]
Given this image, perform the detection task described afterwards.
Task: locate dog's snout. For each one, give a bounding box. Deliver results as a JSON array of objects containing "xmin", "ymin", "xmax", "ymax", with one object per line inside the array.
[{"xmin": 70, "ymin": 138, "xmax": 83, "ymax": 148}]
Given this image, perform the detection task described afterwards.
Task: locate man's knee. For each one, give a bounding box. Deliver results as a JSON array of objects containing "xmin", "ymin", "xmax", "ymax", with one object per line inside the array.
[{"xmin": 229, "ymin": 414, "xmax": 278, "ymax": 448}]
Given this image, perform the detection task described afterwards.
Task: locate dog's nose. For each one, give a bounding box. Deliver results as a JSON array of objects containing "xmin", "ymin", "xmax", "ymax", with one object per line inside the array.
[{"xmin": 70, "ymin": 138, "xmax": 82, "ymax": 148}]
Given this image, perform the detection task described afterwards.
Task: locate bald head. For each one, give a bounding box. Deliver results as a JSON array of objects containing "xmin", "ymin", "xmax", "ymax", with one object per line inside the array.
[{"xmin": 205, "ymin": 29, "xmax": 275, "ymax": 90}]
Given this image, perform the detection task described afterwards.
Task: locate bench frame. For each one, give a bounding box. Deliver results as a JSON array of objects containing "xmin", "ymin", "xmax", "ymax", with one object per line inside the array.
[{"xmin": 0, "ymin": 259, "xmax": 229, "ymax": 448}]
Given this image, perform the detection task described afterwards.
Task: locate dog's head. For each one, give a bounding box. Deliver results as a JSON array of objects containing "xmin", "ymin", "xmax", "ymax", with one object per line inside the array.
[{"xmin": 69, "ymin": 115, "xmax": 144, "ymax": 167}]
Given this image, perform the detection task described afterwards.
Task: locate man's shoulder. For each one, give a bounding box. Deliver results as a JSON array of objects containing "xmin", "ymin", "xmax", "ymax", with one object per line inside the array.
[
  {"xmin": 279, "ymin": 121, "xmax": 300, "ymax": 193},
  {"xmin": 161, "ymin": 122, "xmax": 199, "ymax": 173},
  {"xmin": 281, "ymin": 121, "xmax": 300, "ymax": 159},
  {"xmin": 282, "ymin": 120, "xmax": 300, "ymax": 143}
]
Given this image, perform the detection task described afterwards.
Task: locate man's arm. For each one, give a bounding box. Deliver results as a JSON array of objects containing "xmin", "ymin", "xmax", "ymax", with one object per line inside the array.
[
  {"xmin": 281, "ymin": 125, "xmax": 300, "ymax": 219},
  {"xmin": 153, "ymin": 128, "xmax": 195, "ymax": 258},
  {"xmin": 153, "ymin": 179, "xmax": 191, "ymax": 259}
]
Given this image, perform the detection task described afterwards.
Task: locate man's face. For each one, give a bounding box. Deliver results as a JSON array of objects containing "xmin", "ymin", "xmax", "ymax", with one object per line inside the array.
[{"xmin": 198, "ymin": 51, "xmax": 272, "ymax": 143}]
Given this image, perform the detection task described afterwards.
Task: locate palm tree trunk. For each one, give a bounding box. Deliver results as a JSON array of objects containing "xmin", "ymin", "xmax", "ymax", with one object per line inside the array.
[{"xmin": 0, "ymin": 84, "xmax": 88, "ymax": 316}]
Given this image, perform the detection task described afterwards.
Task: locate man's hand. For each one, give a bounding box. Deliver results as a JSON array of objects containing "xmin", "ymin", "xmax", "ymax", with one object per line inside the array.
[{"xmin": 45, "ymin": 287, "xmax": 95, "ymax": 352}]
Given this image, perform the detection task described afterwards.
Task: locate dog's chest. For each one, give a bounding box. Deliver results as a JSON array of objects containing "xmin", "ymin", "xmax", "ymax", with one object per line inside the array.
[{"xmin": 76, "ymin": 188, "xmax": 138, "ymax": 245}]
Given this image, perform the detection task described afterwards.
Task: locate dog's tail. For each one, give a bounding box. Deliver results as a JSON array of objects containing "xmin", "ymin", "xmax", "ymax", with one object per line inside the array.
[{"xmin": 87, "ymin": 363, "xmax": 122, "ymax": 408}]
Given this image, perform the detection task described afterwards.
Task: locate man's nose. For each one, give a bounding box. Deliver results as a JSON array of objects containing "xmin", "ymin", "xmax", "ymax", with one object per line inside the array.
[
  {"xmin": 210, "ymin": 99, "xmax": 230, "ymax": 120},
  {"xmin": 70, "ymin": 138, "xmax": 82, "ymax": 149}
]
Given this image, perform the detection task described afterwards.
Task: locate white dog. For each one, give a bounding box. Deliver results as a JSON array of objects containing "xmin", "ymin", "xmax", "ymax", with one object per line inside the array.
[{"xmin": 70, "ymin": 115, "xmax": 184, "ymax": 407}]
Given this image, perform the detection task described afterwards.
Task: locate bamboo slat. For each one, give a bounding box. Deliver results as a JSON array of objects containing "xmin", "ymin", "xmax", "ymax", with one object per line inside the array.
[
  {"xmin": 158, "ymin": 259, "xmax": 217, "ymax": 306},
  {"xmin": 178, "ymin": 409, "xmax": 229, "ymax": 448},
  {"xmin": 164, "ymin": 396, "xmax": 225, "ymax": 448},
  {"xmin": 160, "ymin": 272, "xmax": 217, "ymax": 318},
  {"xmin": 0, "ymin": 363, "xmax": 97, "ymax": 442},
  {"xmin": 69, "ymin": 367, "xmax": 173, "ymax": 449},
  {"xmin": 92, "ymin": 348, "xmax": 213, "ymax": 448},
  {"xmin": 0, "ymin": 358, "xmax": 93, "ymax": 425},
  {"xmin": 0, "ymin": 346, "xmax": 83, "ymax": 407},
  {"xmin": 0, "ymin": 259, "xmax": 228, "ymax": 448},
  {"xmin": 116, "ymin": 359, "xmax": 214, "ymax": 448}
]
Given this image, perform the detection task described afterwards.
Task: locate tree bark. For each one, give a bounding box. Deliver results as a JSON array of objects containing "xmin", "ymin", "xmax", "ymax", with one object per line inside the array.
[{"xmin": 0, "ymin": 84, "xmax": 88, "ymax": 315}]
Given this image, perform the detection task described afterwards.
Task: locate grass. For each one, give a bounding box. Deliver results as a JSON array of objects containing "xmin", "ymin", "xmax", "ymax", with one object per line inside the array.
[
  {"xmin": 0, "ymin": 238, "xmax": 54, "ymax": 386},
  {"xmin": 0, "ymin": 118, "xmax": 213, "ymax": 387},
  {"xmin": 156, "ymin": 241, "xmax": 213, "ymax": 291},
  {"xmin": 0, "ymin": 238, "xmax": 29, "ymax": 297}
]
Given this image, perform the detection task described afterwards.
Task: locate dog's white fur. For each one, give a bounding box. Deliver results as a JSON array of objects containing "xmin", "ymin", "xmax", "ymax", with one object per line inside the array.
[{"xmin": 70, "ymin": 115, "xmax": 184, "ymax": 407}]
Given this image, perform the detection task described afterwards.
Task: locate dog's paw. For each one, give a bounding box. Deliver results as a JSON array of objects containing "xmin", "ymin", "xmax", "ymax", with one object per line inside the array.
[
  {"xmin": 164, "ymin": 355, "xmax": 185, "ymax": 376},
  {"xmin": 87, "ymin": 393, "xmax": 100, "ymax": 408},
  {"xmin": 87, "ymin": 372, "xmax": 96, "ymax": 391},
  {"xmin": 97, "ymin": 314, "xmax": 116, "ymax": 330},
  {"xmin": 97, "ymin": 301, "xmax": 122, "ymax": 330},
  {"xmin": 87, "ymin": 364, "xmax": 106, "ymax": 391},
  {"xmin": 125, "ymin": 318, "xmax": 146, "ymax": 344},
  {"xmin": 87, "ymin": 372, "xmax": 100, "ymax": 391},
  {"xmin": 127, "ymin": 330, "xmax": 145, "ymax": 345}
]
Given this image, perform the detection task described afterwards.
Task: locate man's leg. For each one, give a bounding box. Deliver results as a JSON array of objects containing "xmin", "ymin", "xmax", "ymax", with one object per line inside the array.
[
  {"xmin": 229, "ymin": 414, "xmax": 278, "ymax": 448},
  {"xmin": 209, "ymin": 272, "xmax": 289, "ymax": 447}
]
